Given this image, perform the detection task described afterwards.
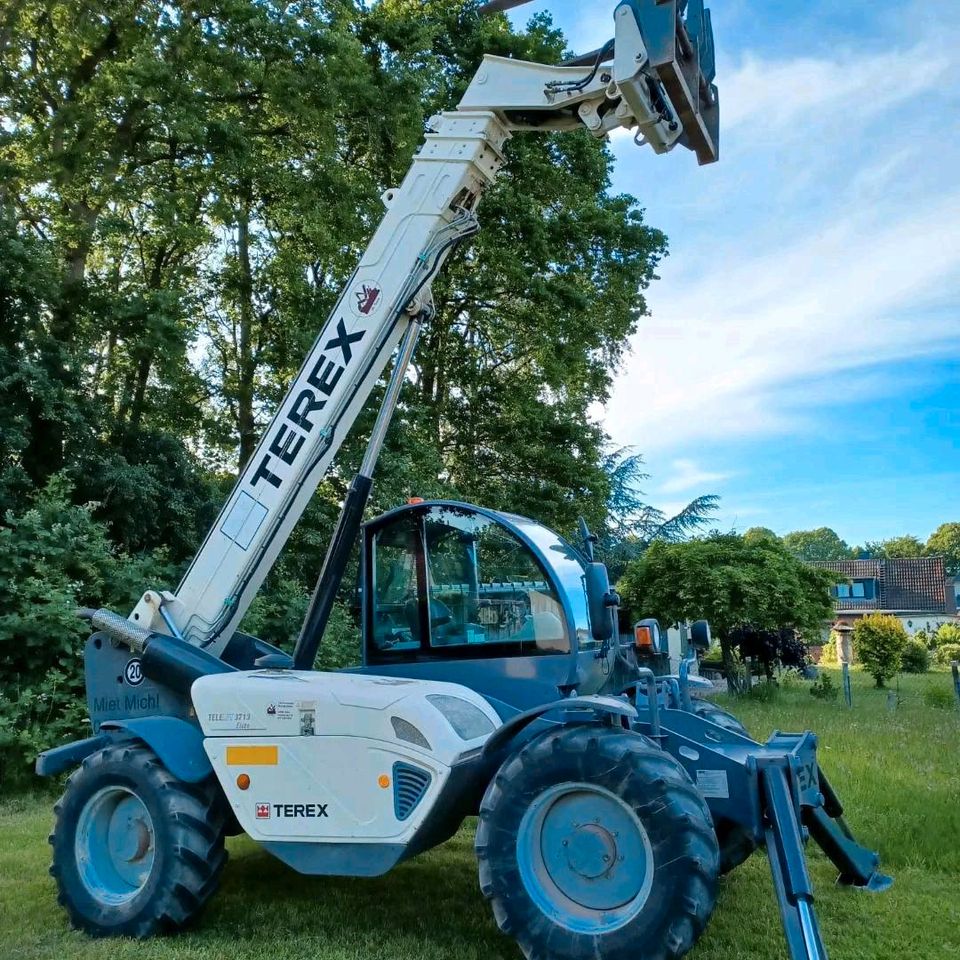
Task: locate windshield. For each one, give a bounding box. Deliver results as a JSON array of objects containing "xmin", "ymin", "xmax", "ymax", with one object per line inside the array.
[{"xmin": 503, "ymin": 515, "xmax": 592, "ymax": 649}]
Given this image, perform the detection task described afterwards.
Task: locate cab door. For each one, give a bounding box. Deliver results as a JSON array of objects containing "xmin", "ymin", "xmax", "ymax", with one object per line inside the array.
[{"xmin": 357, "ymin": 503, "xmax": 578, "ymax": 715}]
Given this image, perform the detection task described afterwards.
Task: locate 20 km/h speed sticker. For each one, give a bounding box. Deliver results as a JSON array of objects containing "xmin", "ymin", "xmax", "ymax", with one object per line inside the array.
[{"xmin": 124, "ymin": 658, "xmax": 144, "ymax": 686}]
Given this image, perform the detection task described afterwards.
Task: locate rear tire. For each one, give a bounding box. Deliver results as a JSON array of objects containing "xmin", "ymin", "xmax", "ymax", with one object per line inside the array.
[
  {"xmin": 476, "ymin": 725, "xmax": 719, "ymax": 960},
  {"xmin": 50, "ymin": 741, "xmax": 227, "ymax": 937},
  {"xmin": 690, "ymin": 700, "xmax": 748, "ymax": 737},
  {"xmin": 689, "ymin": 702, "xmax": 758, "ymax": 874}
]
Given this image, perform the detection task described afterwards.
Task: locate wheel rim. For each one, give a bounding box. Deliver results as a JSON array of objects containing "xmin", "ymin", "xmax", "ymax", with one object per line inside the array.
[
  {"xmin": 74, "ymin": 786, "xmax": 156, "ymax": 905},
  {"xmin": 516, "ymin": 782, "xmax": 654, "ymax": 934}
]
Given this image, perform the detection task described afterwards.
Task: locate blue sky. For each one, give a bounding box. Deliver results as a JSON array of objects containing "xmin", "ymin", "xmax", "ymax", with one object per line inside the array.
[{"xmin": 508, "ymin": 0, "xmax": 960, "ymax": 547}]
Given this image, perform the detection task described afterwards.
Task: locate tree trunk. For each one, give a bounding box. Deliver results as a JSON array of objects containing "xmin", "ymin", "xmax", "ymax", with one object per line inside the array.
[
  {"xmin": 236, "ymin": 197, "xmax": 257, "ymax": 470},
  {"xmin": 721, "ymin": 637, "xmax": 745, "ymax": 695},
  {"xmin": 127, "ymin": 352, "xmax": 152, "ymax": 435}
]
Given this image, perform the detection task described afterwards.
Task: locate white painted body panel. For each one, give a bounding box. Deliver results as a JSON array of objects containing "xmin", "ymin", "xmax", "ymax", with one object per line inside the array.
[{"xmin": 193, "ymin": 671, "xmax": 501, "ymax": 844}]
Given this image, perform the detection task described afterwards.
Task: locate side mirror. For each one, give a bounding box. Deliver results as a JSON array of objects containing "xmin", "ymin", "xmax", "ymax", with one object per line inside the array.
[
  {"xmin": 690, "ymin": 619, "xmax": 712, "ymax": 652},
  {"xmin": 584, "ymin": 562, "xmax": 616, "ymax": 645}
]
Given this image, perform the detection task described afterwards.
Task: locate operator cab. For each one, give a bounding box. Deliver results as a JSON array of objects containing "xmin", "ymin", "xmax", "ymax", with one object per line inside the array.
[{"xmin": 355, "ymin": 501, "xmax": 606, "ymax": 713}]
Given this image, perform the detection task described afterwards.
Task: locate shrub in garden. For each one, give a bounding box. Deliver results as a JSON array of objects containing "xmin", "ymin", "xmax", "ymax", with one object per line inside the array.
[
  {"xmin": 852, "ymin": 614, "xmax": 908, "ymax": 688},
  {"xmin": 933, "ymin": 623, "xmax": 960, "ymax": 649},
  {"xmin": 729, "ymin": 624, "xmax": 809, "ymax": 681},
  {"xmin": 923, "ymin": 685, "xmax": 957, "ymax": 710},
  {"xmin": 810, "ymin": 672, "xmax": 838, "ymax": 701},
  {"xmin": 900, "ymin": 639, "xmax": 930, "ymax": 674},
  {"xmin": 820, "ymin": 634, "xmax": 839, "ymax": 665},
  {"xmin": 934, "ymin": 642, "xmax": 960, "ymax": 667},
  {"xmin": 0, "ymin": 478, "xmax": 175, "ymax": 786}
]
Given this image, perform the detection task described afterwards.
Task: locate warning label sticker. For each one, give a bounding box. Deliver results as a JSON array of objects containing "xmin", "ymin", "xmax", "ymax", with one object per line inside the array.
[{"xmin": 696, "ymin": 769, "xmax": 730, "ymax": 799}]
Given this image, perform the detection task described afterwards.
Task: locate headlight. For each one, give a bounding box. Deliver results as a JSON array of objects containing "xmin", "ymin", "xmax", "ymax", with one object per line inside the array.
[{"xmin": 426, "ymin": 694, "xmax": 495, "ymax": 741}]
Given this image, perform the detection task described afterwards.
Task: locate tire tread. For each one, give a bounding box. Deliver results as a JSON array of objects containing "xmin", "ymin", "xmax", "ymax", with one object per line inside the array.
[{"xmin": 49, "ymin": 741, "xmax": 227, "ymax": 938}]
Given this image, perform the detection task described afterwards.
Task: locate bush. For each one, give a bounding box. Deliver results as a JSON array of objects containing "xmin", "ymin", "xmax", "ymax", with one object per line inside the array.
[
  {"xmin": 934, "ymin": 643, "xmax": 960, "ymax": 667},
  {"xmin": 820, "ymin": 635, "xmax": 839, "ymax": 665},
  {"xmin": 933, "ymin": 623, "xmax": 960, "ymax": 649},
  {"xmin": 729, "ymin": 624, "xmax": 809, "ymax": 680},
  {"xmin": 0, "ymin": 477, "xmax": 175, "ymax": 787},
  {"xmin": 810, "ymin": 672, "xmax": 838, "ymax": 700},
  {"xmin": 853, "ymin": 614, "xmax": 908, "ymax": 688},
  {"xmin": 923, "ymin": 684, "xmax": 957, "ymax": 711},
  {"xmin": 900, "ymin": 639, "xmax": 930, "ymax": 674}
]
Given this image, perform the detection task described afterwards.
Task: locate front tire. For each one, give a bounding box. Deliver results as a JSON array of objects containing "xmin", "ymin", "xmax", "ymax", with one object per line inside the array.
[
  {"xmin": 50, "ymin": 741, "xmax": 227, "ymax": 937},
  {"xmin": 476, "ymin": 725, "xmax": 719, "ymax": 960}
]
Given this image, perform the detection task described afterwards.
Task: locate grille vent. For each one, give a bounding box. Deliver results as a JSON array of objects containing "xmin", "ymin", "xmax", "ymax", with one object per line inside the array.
[{"xmin": 393, "ymin": 762, "xmax": 432, "ymax": 821}]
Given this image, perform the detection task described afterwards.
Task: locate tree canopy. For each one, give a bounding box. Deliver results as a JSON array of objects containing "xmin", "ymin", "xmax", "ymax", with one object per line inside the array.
[
  {"xmin": 926, "ymin": 523, "xmax": 960, "ymax": 577},
  {"xmin": 781, "ymin": 527, "xmax": 850, "ymax": 561},
  {"xmin": 864, "ymin": 535, "xmax": 925, "ymax": 560},
  {"xmin": 0, "ymin": 0, "xmax": 672, "ymax": 543},
  {"xmin": 617, "ymin": 532, "xmax": 835, "ymax": 692}
]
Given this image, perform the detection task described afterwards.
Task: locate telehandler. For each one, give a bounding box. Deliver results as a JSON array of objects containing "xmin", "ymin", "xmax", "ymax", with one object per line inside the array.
[{"xmin": 37, "ymin": 3, "xmax": 890, "ymax": 959}]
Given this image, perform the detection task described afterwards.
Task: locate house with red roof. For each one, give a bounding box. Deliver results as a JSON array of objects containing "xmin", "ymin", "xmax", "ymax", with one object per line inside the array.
[{"xmin": 809, "ymin": 556, "xmax": 958, "ymax": 637}]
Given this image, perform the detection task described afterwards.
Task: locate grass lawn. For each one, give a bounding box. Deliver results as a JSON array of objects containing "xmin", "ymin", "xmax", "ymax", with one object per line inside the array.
[{"xmin": 1, "ymin": 668, "xmax": 958, "ymax": 960}]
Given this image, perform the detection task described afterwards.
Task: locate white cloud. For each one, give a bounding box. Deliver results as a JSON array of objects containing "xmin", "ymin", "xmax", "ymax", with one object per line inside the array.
[
  {"xmin": 657, "ymin": 458, "xmax": 731, "ymax": 494},
  {"xmin": 606, "ymin": 191, "xmax": 960, "ymax": 450},
  {"xmin": 602, "ymin": 33, "xmax": 960, "ymax": 454},
  {"xmin": 719, "ymin": 44, "xmax": 951, "ymax": 132}
]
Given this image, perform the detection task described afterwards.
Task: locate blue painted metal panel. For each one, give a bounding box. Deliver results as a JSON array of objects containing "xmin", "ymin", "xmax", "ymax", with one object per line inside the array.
[
  {"xmin": 483, "ymin": 695, "xmax": 637, "ymax": 759},
  {"xmin": 99, "ymin": 716, "xmax": 212, "ymax": 783},
  {"xmin": 35, "ymin": 733, "xmax": 111, "ymax": 777},
  {"xmin": 262, "ymin": 840, "xmax": 406, "ymax": 877}
]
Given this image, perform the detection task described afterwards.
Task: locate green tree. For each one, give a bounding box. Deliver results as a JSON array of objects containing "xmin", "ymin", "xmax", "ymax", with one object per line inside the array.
[
  {"xmin": 0, "ymin": 0, "xmax": 685, "ymax": 733},
  {"xmin": 743, "ymin": 527, "xmax": 780, "ymax": 546},
  {"xmin": 352, "ymin": 2, "xmax": 668, "ymax": 536},
  {"xmin": 617, "ymin": 533, "xmax": 834, "ymax": 693},
  {"xmin": 926, "ymin": 523, "xmax": 960, "ymax": 577},
  {"xmin": 600, "ymin": 449, "xmax": 718, "ymax": 580},
  {"xmin": 782, "ymin": 527, "xmax": 850, "ymax": 561},
  {"xmin": 852, "ymin": 613, "xmax": 908, "ymax": 687},
  {"xmin": 866, "ymin": 535, "xmax": 925, "ymax": 559}
]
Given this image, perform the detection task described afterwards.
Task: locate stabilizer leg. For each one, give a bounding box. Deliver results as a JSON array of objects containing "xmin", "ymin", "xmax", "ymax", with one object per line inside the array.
[
  {"xmin": 761, "ymin": 765, "xmax": 828, "ymax": 960},
  {"xmin": 805, "ymin": 767, "xmax": 893, "ymax": 891}
]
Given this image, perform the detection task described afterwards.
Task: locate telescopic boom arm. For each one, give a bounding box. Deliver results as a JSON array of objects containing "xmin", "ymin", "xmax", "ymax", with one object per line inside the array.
[{"xmin": 112, "ymin": 0, "xmax": 718, "ymax": 658}]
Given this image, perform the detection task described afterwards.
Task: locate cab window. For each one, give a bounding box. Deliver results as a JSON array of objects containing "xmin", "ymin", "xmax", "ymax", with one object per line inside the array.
[{"xmin": 368, "ymin": 505, "xmax": 570, "ymax": 661}]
